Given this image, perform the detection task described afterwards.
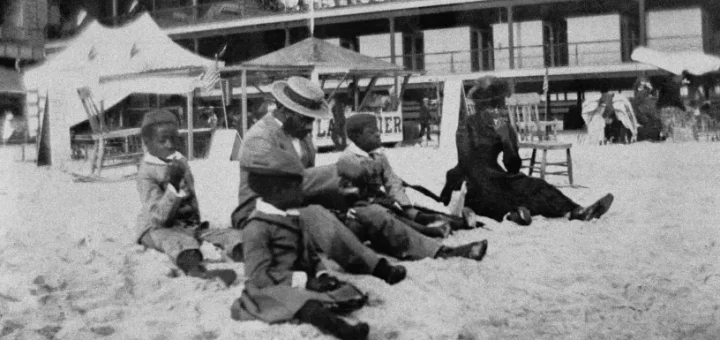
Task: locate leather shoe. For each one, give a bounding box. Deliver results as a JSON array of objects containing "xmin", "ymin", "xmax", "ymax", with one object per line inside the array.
[
  {"xmin": 436, "ymin": 240, "xmax": 488, "ymax": 261},
  {"xmin": 372, "ymin": 258, "xmax": 406, "ymax": 285},
  {"xmin": 570, "ymin": 194, "xmax": 614, "ymax": 221}
]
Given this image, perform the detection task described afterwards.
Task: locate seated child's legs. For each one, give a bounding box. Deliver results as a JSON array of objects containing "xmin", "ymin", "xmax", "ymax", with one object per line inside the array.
[
  {"xmin": 140, "ymin": 227, "xmax": 201, "ymax": 261},
  {"xmin": 198, "ymin": 228, "xmax": 245, "ymax": 262},
  {"xmin": 346, "ymin": 204, "xmax": 441, "ymax": 260},
  {"xmin": 141, "ymin": 227, "xmax": 238, "ymax": 285}
]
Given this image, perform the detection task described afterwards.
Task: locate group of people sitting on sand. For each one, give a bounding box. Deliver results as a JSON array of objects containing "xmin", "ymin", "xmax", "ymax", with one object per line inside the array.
[{"xmin": 135, "ymin": 76, "xmax": 614, "ymax": 340}]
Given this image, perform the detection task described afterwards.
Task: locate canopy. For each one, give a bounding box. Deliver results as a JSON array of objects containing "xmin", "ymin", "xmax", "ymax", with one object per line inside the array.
[
  {"xmin": 631, "ymin": 47, "xmax": 720, "ymax": 76},
  {"xmin": 0, "ymin": 67, "xmax": 24, "ymax": 94},
  {"xmin": 23, "ymin": 12, "xmax": 217, "ymax": 165},
  {"xmin": 237, "ymin": 37, "xmax": 411, "ymax": 77}
]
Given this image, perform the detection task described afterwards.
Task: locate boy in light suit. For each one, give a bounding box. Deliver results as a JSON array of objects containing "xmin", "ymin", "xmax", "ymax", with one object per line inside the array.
[{"xmin": 136, "ymin": 109, "xmax": 243, "ymax": 284}]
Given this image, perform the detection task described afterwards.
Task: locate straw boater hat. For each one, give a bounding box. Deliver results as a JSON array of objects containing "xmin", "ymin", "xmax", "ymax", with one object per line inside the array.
[{"xmin": 271, "ymin": 76, "xmax": 331, "ymax": 120}]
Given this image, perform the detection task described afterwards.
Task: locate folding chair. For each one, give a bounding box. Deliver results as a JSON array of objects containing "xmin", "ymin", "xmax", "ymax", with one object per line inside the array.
[{"xmin": 77, "ymin": 87, "xmax": 143, "ymax": 175}]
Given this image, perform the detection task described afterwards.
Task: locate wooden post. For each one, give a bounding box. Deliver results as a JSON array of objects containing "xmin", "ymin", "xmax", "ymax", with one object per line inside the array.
[
  {"xmin": 187, "ymin": 90, "xmax": 194, "ymax": 160},
  {"xmin": 638, "ymin": 0, "xmax": 646, "ymax": 46},
  {"xmin": 191, "ymin": 0, "xmax": 199, "ymax": 21},
  {"xmin": 507, "ymin": 6, "xmax": 515, "ymax": 70},
  {"xmin": 390, "ymin": 17, "xmax": 399, "ymax": 109},
  {"xmin": 241, "ymin": 69, "xmax": 248, "ymax": 137},
  {"xmin": 112, "ymin": 0, "xmax": 119, "ymax": 25},
  {"xmin": 285, "ymin": 27, "xmax": 291, "ymax": 46},
  {"xmin": 193, "ymin": 38, "xmax": 199, "ymax": 53},
  {"xmin": 352, "ymin": 76, "xmax": 359, "ymax": 109}
]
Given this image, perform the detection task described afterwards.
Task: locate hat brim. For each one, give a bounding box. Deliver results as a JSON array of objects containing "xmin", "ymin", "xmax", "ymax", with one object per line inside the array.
[{"xmin": 272, "ymin": 81, "xmax": 331, "ymax": 120}]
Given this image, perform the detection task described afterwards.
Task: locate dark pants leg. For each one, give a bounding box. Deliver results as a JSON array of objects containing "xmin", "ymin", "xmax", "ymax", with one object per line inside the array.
[
  {"xmin": 298, "ymin": 205, "xmax": 381, "ymax": 274},
  {"xmin": 345, "ymin": 204, "xmax": 441, "ymax": 260}
]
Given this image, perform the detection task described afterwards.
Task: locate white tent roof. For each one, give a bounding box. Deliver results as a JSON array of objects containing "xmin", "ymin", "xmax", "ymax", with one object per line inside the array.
[
  {"xmin": 23, "ymin": 13, "xmax": 219, "ymax": 166},
  {"xmin": 26, "ymin": 13, "xmax": 215, "ymax": 84},
  {"xmin": 24, "ymin": 13, "xmax": 218, "ymax": 122}
]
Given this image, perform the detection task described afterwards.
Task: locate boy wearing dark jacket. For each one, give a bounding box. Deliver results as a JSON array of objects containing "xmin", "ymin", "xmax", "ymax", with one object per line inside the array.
[{"xmin": 231, "ymin": 145, "xmax": 369, "ymax": 340}]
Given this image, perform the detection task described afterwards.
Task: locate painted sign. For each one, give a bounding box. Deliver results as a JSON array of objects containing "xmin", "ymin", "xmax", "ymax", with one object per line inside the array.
[{"xmin": 313, "ymin": 110, "xmax": 404, "ymax": 149}]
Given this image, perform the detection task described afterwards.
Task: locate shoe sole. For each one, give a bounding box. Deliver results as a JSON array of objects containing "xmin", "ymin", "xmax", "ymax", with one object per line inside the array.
[{"xmin": 585, "ymin": 194, "xmax": 614, "ymax": 221}]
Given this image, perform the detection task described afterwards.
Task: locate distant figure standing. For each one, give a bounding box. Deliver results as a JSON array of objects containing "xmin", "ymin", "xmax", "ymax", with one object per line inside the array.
[
  {"xmin": 418, "ymin": 98, "xmax": 433, "ymax": 141},
  {"xmin": 329, "ymin": 97, "xmax": 347, "ymax": 151}
]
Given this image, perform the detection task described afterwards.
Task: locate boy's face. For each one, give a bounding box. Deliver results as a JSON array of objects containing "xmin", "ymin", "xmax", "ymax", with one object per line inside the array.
[
  {"xmin": 146, "ymin": 123, "xmax": 179, "ymax": 160},
  {"xmin": 353, "ymin": 124, "xmax": 382, "ymax": 152},
  {"xmin": 270, "ymin": 178, "xmax": 305, "ymax": 210}
]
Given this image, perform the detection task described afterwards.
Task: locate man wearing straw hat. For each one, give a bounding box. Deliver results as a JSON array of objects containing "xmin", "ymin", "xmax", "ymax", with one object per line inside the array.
[{"xmin": 233, "ymin": 76, "xmax": 406, "ymax": 285}]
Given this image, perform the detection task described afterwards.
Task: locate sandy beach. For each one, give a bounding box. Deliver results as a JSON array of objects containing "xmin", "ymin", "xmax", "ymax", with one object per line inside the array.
[{"xmin": 1, "ymin": 140, "xmax": 719, "ymax": 340}]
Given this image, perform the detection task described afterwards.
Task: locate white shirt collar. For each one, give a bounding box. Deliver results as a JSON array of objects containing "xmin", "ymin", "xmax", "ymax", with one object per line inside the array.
[
  {"xmin": 143, "ymin": 151, "xmax": 184, "ymax": 165},
  {"xmin": 273, "ymin": 115, "xmax": 284, "ymax": 127},
  {"xmin": 346, "ymin": 143, "xmax": 383, "ymax": 158},
  {"xmin": 255, "ymin": 198, "xmax": 300, "ymax": 216}
]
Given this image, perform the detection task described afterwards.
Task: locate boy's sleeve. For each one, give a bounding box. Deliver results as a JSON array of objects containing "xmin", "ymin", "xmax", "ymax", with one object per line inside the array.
[
  {"xmin": 379, "ymin": 154, "xmax": 412, "ymax": 207},
  {"xmin": 242, "ymin": 220, "xmax": 292, "ymax": 288},
  {"xmin": 137, "ymin": 167, "xmax": 186, "ymax": 227}
]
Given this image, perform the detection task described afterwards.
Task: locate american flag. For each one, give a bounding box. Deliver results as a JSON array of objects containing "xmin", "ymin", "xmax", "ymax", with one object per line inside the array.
[
  {"xmin": 197, "ymin": 66, "xmax": 220, "ymax": 92},
  {"xmin": 542, "ymin": 67, "xmax": 549, "ymax": 97}
]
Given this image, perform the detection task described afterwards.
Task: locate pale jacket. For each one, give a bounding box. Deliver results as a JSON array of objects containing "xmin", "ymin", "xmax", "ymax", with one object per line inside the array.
[
  {"xmin": 339, "ymin": 143, "xmax": 412, "ymax": 207},
  {"xmin": 135, "ymin": 152, "xmax": 199, "ymax": 242}
]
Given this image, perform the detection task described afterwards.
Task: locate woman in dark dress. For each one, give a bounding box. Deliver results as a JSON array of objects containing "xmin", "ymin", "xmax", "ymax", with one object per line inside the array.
[{"xmin": 440, "ymin": 77, "xmax": 614, "ymax": 226}]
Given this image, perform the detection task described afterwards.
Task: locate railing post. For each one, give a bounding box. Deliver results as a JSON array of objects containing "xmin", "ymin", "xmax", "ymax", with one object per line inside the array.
[
  {"xmin": 192, "ymin": 0, "xmax": 199, "ymax": 22},
  {"xmin": 450, "ymin": 52, "xmax": 455, "ymax": 73},
  {"xmin": 574, "ymin": 44, "xmax": 579, "ymax": 66}
]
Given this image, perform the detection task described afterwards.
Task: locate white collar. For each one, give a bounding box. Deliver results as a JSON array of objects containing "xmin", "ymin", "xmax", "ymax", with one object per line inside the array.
[
  {"xmin": 255, "ymin": 198, "xmax": 300, "ymax": 216},
  {"xmin": 143, "ymin": 151, "xmax": 184, "ymax": 165},
  {"xmin": 346, "ymin": 143, "xmax": 382, "ymax": 159}
]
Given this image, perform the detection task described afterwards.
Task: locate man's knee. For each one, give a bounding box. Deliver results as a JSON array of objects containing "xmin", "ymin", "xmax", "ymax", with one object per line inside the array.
[{"xmin": 351, "ymin": 204, "xmax": 393, "ymax": 228}]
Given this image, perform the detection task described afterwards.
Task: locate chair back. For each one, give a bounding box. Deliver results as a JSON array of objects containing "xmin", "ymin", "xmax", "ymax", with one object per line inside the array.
[
  {"xmin": 77, "ymin": 87, "xmax": 106, "ymax": 134},
  {"xmin": 506, "ymin": 93, "xmax": 553, "ymax": 141}
]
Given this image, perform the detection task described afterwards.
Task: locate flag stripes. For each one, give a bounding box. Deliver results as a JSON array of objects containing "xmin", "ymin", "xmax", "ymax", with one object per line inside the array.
[{"xmin": 197, "ymin": 66, "xmax": 220, "ymax": 92}]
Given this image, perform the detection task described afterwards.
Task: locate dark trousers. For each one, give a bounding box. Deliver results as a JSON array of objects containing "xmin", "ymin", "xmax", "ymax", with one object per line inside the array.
[{"xmin": 419, "ymin": 122, "xmax": 432, "ymax": 140}]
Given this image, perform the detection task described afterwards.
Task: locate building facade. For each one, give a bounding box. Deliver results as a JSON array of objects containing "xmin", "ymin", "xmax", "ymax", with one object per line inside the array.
[{"xmin": 44, "ymin": 0, "xmax": 720, "ymax": 123}]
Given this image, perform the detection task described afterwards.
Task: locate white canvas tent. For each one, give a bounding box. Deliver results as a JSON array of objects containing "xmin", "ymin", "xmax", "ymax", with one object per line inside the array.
[{"xmin": 24, "ymin": 13, "xmax": 218, "ymax": 166}]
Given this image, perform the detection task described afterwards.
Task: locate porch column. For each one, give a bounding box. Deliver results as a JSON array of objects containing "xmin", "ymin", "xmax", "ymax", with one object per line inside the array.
[
  {"xmin": 507, "ymin": 6, "xmax": 515, "ymax": 70},
  {"xmin": 241, "ymin": 69, "xmax": 248, "ymax": 137},
  {"xmin": 193, "ymin": 38, "xmax": 199, "ymax": 53},
  {"xmin": 112, "ymin": 0, "xmax": 119, "ymax": 25},
  {"xmin": 389, "ymin": 18, "xmax": 397, "ymax": 65},
  {"xmin": 390, "ymin": 17, "xmax": 400, "ymax": 109},
  {"xmin": 638, "ymin": 0, "xmax": 646, "ymax": 46},
  {"xmin": 285, "ymin": 27, "xmax": 291, "ymax": 46},
  {"xmin": 191, "ymin": 0, "xmax": 199, "ymax": 21},
  {"xmin": 186, "ymin": 90, "xmax": 194, "ymax": 160}
]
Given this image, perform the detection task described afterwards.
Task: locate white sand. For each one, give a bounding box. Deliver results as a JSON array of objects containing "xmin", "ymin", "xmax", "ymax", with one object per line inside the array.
[{"xmin": 1, "ymin": 141, "xmax": 719, "ymax": 340}]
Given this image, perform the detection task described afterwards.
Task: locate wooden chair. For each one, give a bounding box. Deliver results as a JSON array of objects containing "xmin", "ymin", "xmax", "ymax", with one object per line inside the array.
[
  {"xmin": 507, "ymin": 93, "xmax": 574, "ymax": 186},
  {"xmin": 77, "ymin": 87, "xmax": 143, "ymax": 175}
]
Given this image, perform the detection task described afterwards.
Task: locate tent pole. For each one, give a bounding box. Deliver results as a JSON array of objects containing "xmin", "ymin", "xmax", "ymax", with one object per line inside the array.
[
  {"xmin": 187, "ymin": 90, "xmax": 194, "ymax": 160},
  {"xmin": 241, "ymin": 69, "xmax": 248, "ymax": 137},
  {"xmin": 220, "ymin": 79, "xmax": 230, "ymax": 129}
]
